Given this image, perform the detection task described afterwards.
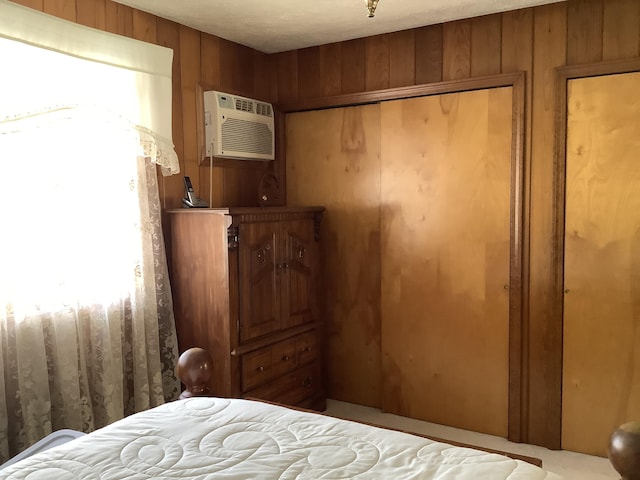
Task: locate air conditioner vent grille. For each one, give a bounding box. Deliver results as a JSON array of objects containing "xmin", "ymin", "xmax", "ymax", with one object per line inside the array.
[
  {"xmin": 256, "ymin": 103, "xmax": 273, "ymax": 117},
  {"xmin": 221, "ymin": 118, "xmax": 273, "ymax": 156},
  {"xmin": 234, "ymin": 98, "xmax": 254, "ymax": 113}
]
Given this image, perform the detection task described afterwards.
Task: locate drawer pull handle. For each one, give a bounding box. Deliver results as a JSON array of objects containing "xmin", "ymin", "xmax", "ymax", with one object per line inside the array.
[
  {"xmin": 303, "ymin": 346, "xmax": 312, "ymax": 353},
  {"xmin": 281, "ymin": 355, "xmax": 290, "ymax": 361},
  {"xmin": 256, "ymin": 366, "xmax": 265, "ymax": 372},
  {"xmin": 302, "ymin": 377, "xmax": 312, "ymax": 388}
]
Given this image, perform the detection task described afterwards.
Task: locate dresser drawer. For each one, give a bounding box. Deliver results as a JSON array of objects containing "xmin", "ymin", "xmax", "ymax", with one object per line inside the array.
[
  {"xmin": 243, "ymin": 362, "xmax": 322, "ymax": 407},
  {"xmin": 241, "ymin": 336, "xmax": 298, "ymax": 391},
  {"xmin": 295, "ymin": 330, "xmax": 319, "ymax": 366}
]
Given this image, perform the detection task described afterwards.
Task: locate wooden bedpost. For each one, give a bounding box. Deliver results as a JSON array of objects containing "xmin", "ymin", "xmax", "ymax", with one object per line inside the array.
[
  {"xmin": 608, "ymin": 421, "xmax": 640, "ymax": 480},
  {"xmin": 176, "ymin": 347, "xmax": 213, "ymax": 399}
]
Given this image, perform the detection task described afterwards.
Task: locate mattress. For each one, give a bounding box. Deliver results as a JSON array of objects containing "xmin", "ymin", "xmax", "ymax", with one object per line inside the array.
[{"xmin": 0, "ymin": 397, "xmax": 562, "ymax": 479}]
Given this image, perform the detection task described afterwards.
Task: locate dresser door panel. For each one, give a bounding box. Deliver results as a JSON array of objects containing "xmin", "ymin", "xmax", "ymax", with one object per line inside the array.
[
  {"xmin": 281, "ymin": 220, "xmax": 315, "ymax": 330},
  {"xmin": 239, "ymin": 222, "xmax": 280, "ymax": 343}
]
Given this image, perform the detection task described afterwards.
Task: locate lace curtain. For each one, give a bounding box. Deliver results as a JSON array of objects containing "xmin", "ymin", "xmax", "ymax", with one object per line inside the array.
[{"xmin": 0, "ymin": 4, "xmax": 181, "ymax": 464}]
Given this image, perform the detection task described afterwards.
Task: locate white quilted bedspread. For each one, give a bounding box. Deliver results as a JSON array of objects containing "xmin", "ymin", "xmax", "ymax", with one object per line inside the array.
[{"xmin": 1, "ymin": 397, "xmax": 562, "ymax": 479}]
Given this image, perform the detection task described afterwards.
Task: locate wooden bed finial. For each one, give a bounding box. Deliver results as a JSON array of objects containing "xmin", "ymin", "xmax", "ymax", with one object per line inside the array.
[
  {"xmin": 176, "ymin": 347, "xmax": 213, "ymax": 399},
  {"xmin": 608, "ymin": 421, "xmax": 640, "ymax": 480}
]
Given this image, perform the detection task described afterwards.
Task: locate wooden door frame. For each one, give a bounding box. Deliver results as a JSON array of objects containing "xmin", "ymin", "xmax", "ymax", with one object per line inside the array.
[
  {"xmin": 278, "ymin": 72, "xmax": 528, "ymax": 443},
  {"xmin": 551, "ymin": 57, "xmax": 640, "ymax": 449}
]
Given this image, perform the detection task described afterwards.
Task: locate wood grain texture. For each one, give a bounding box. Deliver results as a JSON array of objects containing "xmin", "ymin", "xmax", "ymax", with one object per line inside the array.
[
  {"xmin": 43, "ymin": 0, "xmax": 74, "ymax": 21},
  {"xmin": 501, "ymin": 8, "xmax": 534, "ymax": 74},
  {"xmin": 132, "ymin": 9, "xmax": 156, "ymax": 43},
  {"xmin": 380, "ymin": 88, "xmax": 512, "ymax": 436},
  {"xmin": 200, "ymin": 33, "xmax": 221, "ymax": 87},
  {"xmin": 319, "ymin": 43, "xmax": 342, "ymax": 96},
  {"xmin": 9, "ymin": 0, "xmax": 43, "ymax": 9},
  {"xmin": 277, "ymin": 51, "xmax": 299, "ymax": 102},
  {"xmin": 528, "ymin": 1, "xmax": 567, "ymax": 450},
  {"xmin": 298, "ymin": 47, "xmax": 321, "ymax": 99},
  {"xmin": 156, "ymin": 17, "xmax": 185, "ymax": 209},
  {"xmin": 254, "ymin": 50, "xmax": 278, "ymax": 102},
  {"xmin": 365, "ymin": 34, "xmax": 390, "ymax": 91},
  {"xmin": 501, "ymin": 7, "xmax": 534, "ymax": 444},
  {"xmin": 168, "ymin": 211, "xmax": 234, "ymax": 396},
  {"xmin": 471, "ymin": 14, "xmax": 502, "ymax": 77},
  {"xmin": 415, "ymin": 24, "xmax": 443, "ymax": 84},
  {"xmin": 104, "ymin": 0, "xmax": 118, "ymax": 34},
  {"xmin": 562, "ymin": 71, "xmax": 640, "ymax": 456},
  {"xmin": 115, "ymin": 3, "xmax": 133, "ymax": 38},
  {"xmin": 603, "ymin": 0, "xmax": 640, "ymax": 60},
  {"xmin": 341, "ymin": 39, "xmax": 366, "ymax": 94},
  {"xmin": 178, "ymin": 25, "xmax": 201, "ymax": 197},
  {"xmin": 442, "ymin": 20, "xmax": 472, "ymax": 80},
  {"xmin": 286, "ymin": 105, "xmax": 382, "ymax": 407},
  {"xmin": 76, "ymin": 0, "xmax": 106, "ymax": 29},
  {"xmin": 567, "ymin": 0, "xmax": 604, "ymax": 65},
  {"xmin": 389, "ymin": 30, "xmax": 416, "ymax": 87}
]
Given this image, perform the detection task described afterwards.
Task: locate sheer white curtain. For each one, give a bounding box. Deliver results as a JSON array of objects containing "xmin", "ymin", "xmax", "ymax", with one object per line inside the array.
[{"xmin": 0, "ymin": 1, "xmax": 180, "ymax": 463}]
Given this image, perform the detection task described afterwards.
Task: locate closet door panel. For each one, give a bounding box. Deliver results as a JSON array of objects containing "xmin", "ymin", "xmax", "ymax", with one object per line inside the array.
[
  {"xmin": 286, "ymin": 104, "xmax": 383, "ymax": 407},
  {"xmin": 380, "ymin": 87, "xmax": 513, "ymax": 436},
  {"xmin": 562, "ymin": 71, "xmax": 640, "ymax": 456}
]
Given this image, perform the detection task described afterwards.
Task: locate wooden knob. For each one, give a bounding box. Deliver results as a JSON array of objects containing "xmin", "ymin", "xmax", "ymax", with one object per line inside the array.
[
  {"xmin": 176, "ymin": 347, "xmax": 213, "ymax": 399},
  {"xmin": 608, "ymin": 421, "xmax": 640, "ymax": 480}
]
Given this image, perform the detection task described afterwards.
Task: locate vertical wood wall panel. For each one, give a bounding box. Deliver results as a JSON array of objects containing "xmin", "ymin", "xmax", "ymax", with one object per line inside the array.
[
  {"xmin": 132, "ymin": 9, "xmax": 156, "ymax": 43},
  {"xmin": 115, "ymin": 3, "xmax": 133, "ymax": 37},
  {"xmin": 200, "ymin": 34, "xmax": 221, "ymax": 87},
  {"xmin": 603, "ymin": 0, "xmax": 640, "ymax": 60},
  {"xmin": 298, "ymin": 47, "xmax": 321, "ymax": 99},
  {"xmin": 76, "ymin": 0, "xmax": 106, "ymax": 29},
  {"xmin": 415, "ymin": 25, "xmax": 443, "ymax": 84},
  {"xmin": 341, "ymin": 38, "xmax": 366, "ymax": 93},
  {"xmin": 156, "ymin": 17, "xmax": 185, "ymax": 209},
  {"xmin": 528, "ymin": 1, "xmax": 567, "ymax": 449},
  {"xmin": 365, "ymin": 35, "xmax": 390, "ymax": 91},
  {"xmin": 254, "ymin": 50, "xmax": 277, "ymax": 102},
  {"xmin": 104, "ymin": 1, "xmax": 118, "ymax": 34},
  {"xmin": 13, "ymin": 0, "xmax": 640, "ymax": 450},
  {"xmin": 471, "ymin": 14, "xmax": 502, "ymax": 77},
  {"xmin": 277, "ymin": 51, "xmax": 299, "ymax": 102},
  {"xmin": 567, "ymin": 0, "xmax": 604, "ymax": 65},
  {"xmin": 178, "ymin": 26, "xmax": 202, "ymax": 192},
  {"xmin": 389, "ymin": 30, "xmax": 416, "ymax": 87},
  {"xmin": 442, "ymin": 20, "xmax": 472, "ymax": 80},
  {"xmin": 10, "ymin": 0, "xmax": 43, "ymax": 9},
  {"xmin": 319, "ymin": 43, "xmax": 343, "ymax": 96},
  {"xmin": 501, "ymin": 7, "xmax": 534, "ymax": 443},
  {"xmin": 43, "ymin": 0, "xmax": 75, "ymax": 21}
]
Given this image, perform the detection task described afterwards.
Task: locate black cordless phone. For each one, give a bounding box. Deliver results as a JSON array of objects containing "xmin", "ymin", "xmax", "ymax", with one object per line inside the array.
[{"xmin": 182, "ymin": 176, "xmax": 208, "ymax": 208}]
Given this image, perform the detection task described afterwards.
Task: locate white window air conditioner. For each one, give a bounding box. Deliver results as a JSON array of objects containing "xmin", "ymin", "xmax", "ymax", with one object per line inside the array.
[{"xmin": 203, "ymin": 90, "xmax": 275, "ymax": 161}]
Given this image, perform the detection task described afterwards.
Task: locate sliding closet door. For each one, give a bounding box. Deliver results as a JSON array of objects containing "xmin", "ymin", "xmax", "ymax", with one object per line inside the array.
[
  {"xmin": 286, "ymin": 104, "xmax": 383, "ymax": 407},
  {"xmin": 380, "ymin": 87, "xmax": 513, "ymax": 436},
  {"xmin": 562, "ymin": 72, "xmax": 640, "ymax": 456}
]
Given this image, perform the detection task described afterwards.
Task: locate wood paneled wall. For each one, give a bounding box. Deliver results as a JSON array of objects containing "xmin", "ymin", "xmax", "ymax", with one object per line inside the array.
[
  {"xmin": 9, "ymin": 0, "xmax": 279, "ymax": 209},
  {"xmin": 273, "ymin": 0, "xmax": 640, "ymax": 449},
  {"xmin": 12, "ymin": 0, "xmax": 640, "ymax": 449}
]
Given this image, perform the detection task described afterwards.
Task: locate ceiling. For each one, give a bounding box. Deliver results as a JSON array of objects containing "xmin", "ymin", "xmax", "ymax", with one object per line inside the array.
[{"xmin": 113, "ymin": 0, "xmax": 564, "ymax": 54}]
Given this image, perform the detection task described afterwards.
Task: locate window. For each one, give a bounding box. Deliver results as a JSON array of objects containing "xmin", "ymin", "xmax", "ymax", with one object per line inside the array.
[{"xmin": 0, "ymin": 3, "xmax": 180, "ymax": 463}]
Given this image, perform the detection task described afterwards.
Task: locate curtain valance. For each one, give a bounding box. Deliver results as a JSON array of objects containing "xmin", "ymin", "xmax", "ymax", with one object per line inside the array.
[{"xmin": 0, "ymin": 0, "xmax": 179, "ymax": 175}]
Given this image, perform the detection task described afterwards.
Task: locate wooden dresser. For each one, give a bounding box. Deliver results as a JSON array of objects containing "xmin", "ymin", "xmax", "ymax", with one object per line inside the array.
[{"xmin": 166, "ymin": 206, "xmax": 325, "ymax": 411}]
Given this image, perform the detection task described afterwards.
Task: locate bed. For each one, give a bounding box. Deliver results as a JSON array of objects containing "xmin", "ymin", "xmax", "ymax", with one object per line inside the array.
[
  {"xmin": 0, "ymin": 395, "xmax": 561, "ymax": 479},
  {"xmin": 2, "ymin": 347, "xmax": 637, "ymax": 479}
]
